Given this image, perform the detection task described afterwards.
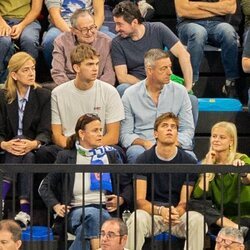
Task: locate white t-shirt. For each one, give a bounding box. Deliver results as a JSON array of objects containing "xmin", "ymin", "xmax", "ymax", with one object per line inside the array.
[{"xmin": 51, "ymin": 79, "xmax": 124, "ymax": 137}]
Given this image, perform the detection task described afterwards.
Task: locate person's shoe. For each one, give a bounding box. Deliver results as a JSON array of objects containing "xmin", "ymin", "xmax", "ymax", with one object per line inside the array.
[
  {"xmin": 14, "ymin": 211, "xmax": 30, "ymax": 229},
  {"xmin": 222, "ymin": 80, "xmax": 238, "ymax": 98},
  {"xmin": 137, "ymin": 0, "xmax": 155, "ymax": 20},
  {"xmin": 240, "ymin": 226, "xmax": 249, "ymax": 238}
]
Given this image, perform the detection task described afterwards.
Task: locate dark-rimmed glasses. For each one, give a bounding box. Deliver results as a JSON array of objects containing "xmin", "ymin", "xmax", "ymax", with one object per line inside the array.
[
  {"xmin": 74, "ymin": 25, "xmax": 97, "ymax": 35},
  {"xmin": 100, "ymin": 231, "xmax": 124, "ymax": 239}
]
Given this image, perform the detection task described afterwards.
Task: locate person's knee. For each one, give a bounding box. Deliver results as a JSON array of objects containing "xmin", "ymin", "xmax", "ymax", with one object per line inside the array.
[
  {"xmin": 217, "ymin": 23, "xmax": 238, "ymax": 42},
  {"xmin": 179, "ymin": 23, "xmax": 207, "ymax": 44},
  {"xmin": 127, "ymin": 210, "xmax": 149, "ymax": 230},
  {"xmin": 126, "ymin": 145, "xmax": 145, "ymax": 163},
  {"xmin": 188, "ymin": 211, "xmax": 206, "ymax": 229},
  {"xmin": 0, "ymin": 37, "xmax": 12, "ymax": 53}
]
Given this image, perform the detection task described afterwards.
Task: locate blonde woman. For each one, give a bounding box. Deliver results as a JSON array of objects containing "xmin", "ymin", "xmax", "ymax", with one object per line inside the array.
[
  {"xmin": 0, "ymin": 52, "xmax": 55, "ymax": 228},
  {"xmin": 192, "ymin": 122, "xmax": 250, "ymax": 238}
]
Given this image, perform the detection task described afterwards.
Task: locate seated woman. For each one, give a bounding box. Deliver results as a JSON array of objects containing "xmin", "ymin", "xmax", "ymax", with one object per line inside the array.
[
  {"xmin": 192, "ymin": 121, "xmax": 250, "ymax": 238},
  {"xmin": 0, "ymin": 52, "xmax": 56, "ymax": 228},
  {"xmin": 39, "ymin": 114, "xmax": 132, "ymax": 250}
]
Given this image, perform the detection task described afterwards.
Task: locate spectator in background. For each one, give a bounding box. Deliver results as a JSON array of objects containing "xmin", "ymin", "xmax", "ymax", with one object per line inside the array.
[
  {"xmin": 241, "ymin": 0, "xmax": 250, "ymax": 42},
  {"xmin": 98, "ymin": 218, "xmax": 128, "ymax": 250},
  {"xmin": 175, "ymin": 0, "xmax": 239, "ymax": 98},
  {"xmin": 215, "ymin": 227, "xmax": 245, "ymax": 250},
  {"xmin": 43, "ymin": 0, "xmax": 114, "ymax": 69},
  {"xmin": 111, "ymin": 0, "xmax": 193, "ymax": 96},
  {"xmin": 51, "ymin": 44, "xmax": 124, "ymax": 149},
  {"xmin": 120, "ymin": 49, "xmax": 195, "ymax": 163},
  {"xmin": 241, "ymin": 30, "xmax": 250, "ymax": 112},
  {"xmin": 0, "ymin": 220, "xmax": 22, "ymax": 250},
  {"xmin": 0, "ymin": 0, "xmax": 43, "ymax": 84},
  {"xmin": 51, "ymin": 9, "xmax": 115, "ymax": 86},
  {"xmin": 0, "ymin": 52, "xmax": 55, "ymax": 229},
  {"xmin": 39, "ymin": 114, "xmax": 132, "ymax": 250},
  {"xmin": 125, "ymin": 112, "xmax": 204, "ymax": 250},
  {"xmin": 193, "ymin": 122, "xmax": 250, "ymax": 240},
  {"xmin": 242, "ymin": 30, "xmax": 250, "ymax": 73}
]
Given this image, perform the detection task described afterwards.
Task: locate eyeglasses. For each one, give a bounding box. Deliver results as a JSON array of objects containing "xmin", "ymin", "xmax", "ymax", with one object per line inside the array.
[
  {"xmin": 74, "ymin": 25, "xmax": 97, "ymax": 35},
  {"xmin": 216, "ymin": 236, "xmax": 243, "ymax": 247},
  {"xmin": 100, "ymin": 232, "xmax": 123, "ymax": 239}
]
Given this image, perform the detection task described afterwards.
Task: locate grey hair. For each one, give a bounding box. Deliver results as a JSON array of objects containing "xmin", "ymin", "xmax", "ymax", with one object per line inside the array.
[
  {"xmin": 218, "ymin": 227, "xmax": 244, "ymax": 244},
  {"xmin": 70, "ymin": 9, "xmax": 94, "ymax": 28},
  {"xmin": 144, "ymin": 48, "xmax": 170, "ymax": 68},
  {"xmin": 102, "ymin": 218, "xmax": 128, "ymax": 236}
]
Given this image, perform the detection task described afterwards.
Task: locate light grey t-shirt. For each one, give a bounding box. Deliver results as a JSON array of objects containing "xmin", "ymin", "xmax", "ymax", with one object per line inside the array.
[{"xmin": 51, "ymin": 79, "xmax": 124, "ymax": 137}]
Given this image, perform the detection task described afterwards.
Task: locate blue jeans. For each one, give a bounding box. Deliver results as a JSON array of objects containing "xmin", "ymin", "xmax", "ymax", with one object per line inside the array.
[
  {"xmin": 68, "ymin": 206, "xmax": 110, "ymax": 250},
  {"xmin": 177, "ymin": 20, "xmax": 239, "ymax": 82},
  {"xmin": 42, "ymin": 25, "xmax": 62, "ymax": 69},
  {"xmin": 0, "ymin": 19, "xmax": 41, "ymax": 83},
  {"xmin": 42, "ymin": 25, "xmax": 115, "ymax": 68}
]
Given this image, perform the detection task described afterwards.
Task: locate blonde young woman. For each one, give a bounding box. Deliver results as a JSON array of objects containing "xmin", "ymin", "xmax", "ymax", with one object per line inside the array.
[
  {"xmin": 192, "ymin": 122, "xmax": 250, "ymax": 238},
  {"xmin": 0, "ymin": 52, "xmax": 56, "ymax": 228}
]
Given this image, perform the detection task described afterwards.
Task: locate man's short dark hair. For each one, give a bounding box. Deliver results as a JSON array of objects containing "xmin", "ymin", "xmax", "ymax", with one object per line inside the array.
[
  {"xmin": 0, "ymin": 219, "xmax": 22, "ymax": 242},
  {"xmin": 154, "ymin": 112, "xmax": 179, "ymax": 131},
  {"xmin": 113, "ymin": 1, "xmax": 143, "ymax": 24}
]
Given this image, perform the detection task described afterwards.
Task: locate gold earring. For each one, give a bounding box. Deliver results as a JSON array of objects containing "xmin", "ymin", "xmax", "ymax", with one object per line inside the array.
[{"xmin": 229, "ymin": 145, "xmax": 232, "ymax": 152}]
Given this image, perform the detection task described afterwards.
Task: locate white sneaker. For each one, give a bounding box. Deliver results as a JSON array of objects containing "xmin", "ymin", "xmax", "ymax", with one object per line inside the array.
[{"xmin": 14, "ymin": 211, "xmax": 30, "ymax": 229}]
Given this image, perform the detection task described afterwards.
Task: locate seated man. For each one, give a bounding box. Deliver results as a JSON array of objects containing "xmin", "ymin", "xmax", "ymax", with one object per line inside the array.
[
  {"xmin": 111, "ymin": 1, "xmax": 193, "ymax": 95},
  {"xmin": 241, "ymin": 0, "xmax": 250, "ymax": 41},
  {"xmin": 126, "ymin": 112, "xmax": 205, "ymax": 250},
  {"xmin": 120, "ymin": 48, "xmax": 195, "ymax": 163},
  {"xmin": 0, "ymin": 220, "xmax": 22, "ymax": 250},
  {"xmin": 51, "ymin": 9, "xmax": 115, "ymax": 85},
  {"xmin": 51, "ymin": 44, "xmax": 124, "ymax": 149},
  {"xmin": 215, "ymin": 227, "xmax": 245, "ymax": 250},
  {"xmin": 0, "ymin": 0, "xmax": 42, "ymax": 83},
  {"xmin": 175, "ymin": 0, "xmax": 239, "ymax": 97},
  {"xmin": 98, "ymin": 218, "xmax": 128, "ymax": 250},
  {"xmin": 43, "ymin": 0, "xmax": 114, "ymax": 68}
]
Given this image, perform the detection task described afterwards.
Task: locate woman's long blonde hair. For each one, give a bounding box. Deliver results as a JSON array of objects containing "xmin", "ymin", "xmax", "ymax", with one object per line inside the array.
[{"xmin": 4, "ymin": 52, "xmax": 40, "ymax": 104}]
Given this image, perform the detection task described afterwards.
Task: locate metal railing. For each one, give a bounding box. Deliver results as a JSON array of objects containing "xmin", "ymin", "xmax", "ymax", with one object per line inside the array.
[{"xmin": 0, "ymin": 163, "xmax": 249, "ymax": 250}]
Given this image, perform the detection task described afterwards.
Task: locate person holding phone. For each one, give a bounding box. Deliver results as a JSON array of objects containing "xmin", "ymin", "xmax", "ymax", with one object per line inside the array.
[
  {"xmin": 192, "ymin": 121, "xmax": 250, "ymax": 239},
  {"xmin": 39, "ymin": 113, "xmax": 132, "ymax": 250}
]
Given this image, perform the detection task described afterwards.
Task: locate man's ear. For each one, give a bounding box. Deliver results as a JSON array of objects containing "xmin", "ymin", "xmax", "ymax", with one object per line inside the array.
[
  {"xmin": 154, "ymin": 130, "xmax": 158, "ymax": 140},
  {"xmin": 72, "ymin": 64, "xmax": 80, "ymax": 73}
]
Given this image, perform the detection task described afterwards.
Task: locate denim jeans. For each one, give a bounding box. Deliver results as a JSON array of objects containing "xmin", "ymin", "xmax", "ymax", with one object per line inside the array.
[
  {"xmin": 177, "ymin": 20, "xmax": 239, "ymax": 82},
  {"xmin": 0, "ymin": 19, "xmax": 41, "ymax": 83},
  {"xmin": 68, "ymin": 206, "xmax": 110, "ymax": 250},
  {"xmin": 42, "ymin": 25, "xmax": 115, "ymax": 69}
]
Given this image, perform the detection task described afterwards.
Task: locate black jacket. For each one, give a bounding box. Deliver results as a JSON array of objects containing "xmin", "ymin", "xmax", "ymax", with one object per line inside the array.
[
  {"xmin": 39, "ymin": 149, "xmax": 133, "ymax": 211},
  {"xmin": 0, "ymin": 87, "xmax": 51, "ymax": 145}
]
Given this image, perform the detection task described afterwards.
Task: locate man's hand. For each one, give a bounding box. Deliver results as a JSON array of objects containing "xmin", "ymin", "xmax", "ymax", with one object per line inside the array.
[
  {"xmin": 0, "ymin": 19, "xmax": 11, "ymax": 36},
  {"xmin": 160, "ymin": 206, "xmax": 181, "ymax": 225},
  {"xmin": 11, "ymin": 23, "xmax": 25, "ymax": 39},
  {"xmin": 143, "ymin": 140, "xmax": 154, "ymax": 150},
  {"xmin": 53, "ymin": 204, "xmax": 71, "ymax": 217},
  {"xmin": 105, "ymin": 194, "xmax": 124, "ymax": 212}
]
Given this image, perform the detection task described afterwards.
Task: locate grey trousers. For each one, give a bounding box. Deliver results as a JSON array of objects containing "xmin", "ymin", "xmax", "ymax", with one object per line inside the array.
[{"xmin": 126, "ymin": 209, "xmax": 207, "ymax": 250}]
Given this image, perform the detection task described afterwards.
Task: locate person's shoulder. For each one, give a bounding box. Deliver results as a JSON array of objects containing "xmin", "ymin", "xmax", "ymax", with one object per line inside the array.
[
  {"xmin": 96, "ymin": 31, "xmax": 112, "ymax": 42},
  {"xmin": 52, "ymin": 80, "xmax": 73, "ymax": 94},
  {"xmin": 57, "ymin": 149, "xmax": 76, "ymax": 162},
  {"xmin": 177, "ymin": 148, "xmax": 197, "ymax": 164},
  {"xmin": 54, "ymin": 31, "xmax": 72, "ymax": 43},
  {"xmin": 96, "ymin": 79, "xmax": 117, "ymax": 92},
  {"xmin": 136, "ymin": 146, "xmax": 155, "ymax": 163},
  {"xmin": 123, "ymin": 80, "xmax": 145, "ymax": 97}
]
